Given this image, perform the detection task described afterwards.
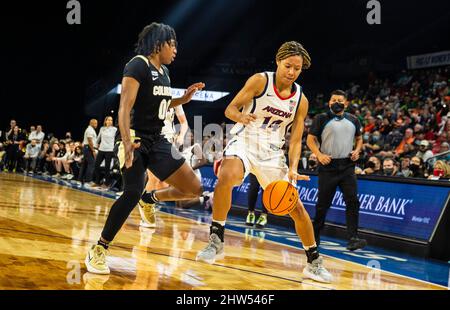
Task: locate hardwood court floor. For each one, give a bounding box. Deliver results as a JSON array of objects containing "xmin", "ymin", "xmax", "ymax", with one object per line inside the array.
[{"xmin": 0, "ymin": 173, "xmax": 445, "ymax": 290}]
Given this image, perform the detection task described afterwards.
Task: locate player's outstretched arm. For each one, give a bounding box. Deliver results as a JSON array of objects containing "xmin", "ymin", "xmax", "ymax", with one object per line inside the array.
[
  {"xmin": 224, "ymin": 74, "xmax": 266, "ymax": 124},
  {"xmin": 170, "ymin": 82, "xmax": 205, "ymax": 108}
]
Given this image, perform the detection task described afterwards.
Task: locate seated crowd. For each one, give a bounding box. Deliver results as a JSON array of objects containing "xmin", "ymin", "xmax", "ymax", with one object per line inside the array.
[{"xmin": 301, "ymin": 66, "xmax": 450, "ymax": 180}]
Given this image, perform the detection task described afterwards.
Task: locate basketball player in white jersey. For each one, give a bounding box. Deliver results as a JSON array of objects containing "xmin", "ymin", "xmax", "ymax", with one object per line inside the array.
[
  {"xmin": 139, "ymin": 104, "xmax": 188, "ymax": 228},
  {"xmin": 196, "ymin": 41, "xmax": 333, "ymax": 283}
]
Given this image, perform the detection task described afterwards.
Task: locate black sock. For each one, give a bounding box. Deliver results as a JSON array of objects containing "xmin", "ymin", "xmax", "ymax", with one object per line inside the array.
[
  {"xmin": 97, "ymin": 239, "xmax": 109, "ymax": 250},
  {"xmin": 305, "ymin": 246, "xmax": 319, "ymax": 264},
  {"xmin": 210, "ymin": 222, "xmax": 225, "ymax": 242},
  {"xmin": 141, "ymin": 190, "xmax": 159, "ymax": 204}
]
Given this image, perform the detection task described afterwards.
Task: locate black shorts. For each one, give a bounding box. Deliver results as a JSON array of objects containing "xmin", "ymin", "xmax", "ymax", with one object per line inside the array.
[{"xmin": 116, "ymin": 136, "xmax": 185, "ymax": 183}]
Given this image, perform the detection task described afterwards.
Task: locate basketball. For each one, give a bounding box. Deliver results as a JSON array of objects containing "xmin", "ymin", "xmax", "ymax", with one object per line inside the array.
[{"xmin": 262, "ymin": 180, "xmax": 298, "ymax": 216}]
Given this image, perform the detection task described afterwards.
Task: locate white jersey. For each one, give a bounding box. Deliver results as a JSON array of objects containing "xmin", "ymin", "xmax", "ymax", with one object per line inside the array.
[
  {"xmin": 230, "ymin": 72, "xmax": 302, "ymax": 150},
  {"xmin": 161, "ymin": 105, "xmax": 184, "ymax": 143}
]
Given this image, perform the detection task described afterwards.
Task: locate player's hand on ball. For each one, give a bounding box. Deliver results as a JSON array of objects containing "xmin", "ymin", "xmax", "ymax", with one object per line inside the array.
[
  {"xmin": 288, "ymin": 169, "xmax": 310, "ymax": 184},
  {"xmin": 240, "ymin": 113, "xmax": 257, "ymax": 125},
  {"xmin": 318, "ymin": 153, "xmax": 332, "ymax": 165}
]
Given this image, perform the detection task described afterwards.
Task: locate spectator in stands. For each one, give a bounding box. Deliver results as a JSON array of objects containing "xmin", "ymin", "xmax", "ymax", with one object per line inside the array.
[
  {"xmin": 362, "ymin": 130, "xmax": 383, "ymax": 157},
  {"xmin": 79, "ymin": 119, "xmax": 98, "ymax": 185},
  {"xmin": 399, "ymin": 157, "xmax": 412, "ymax": 177},
  {"xmin": 43, "ymin": 141, "xmax": 59, "ymax": 175},
  {"xmin": 54, "ymin": 141, "xmax": 73, "ymax": 178},
  {"xmin": 2, "ymin": 120, "xmax": 17, "ymax": 166},
  {"xmin": 402, "ymin": 143, "xmax": 417, "ymax": 158},
  {"xmin": 93, "ymin": 116, "xmax": 117, "ymax": 188},
  {"xmin": 64, "ymin": 132, "xmax": 72, "ymax": 143},
  {"xmin": 439, "ymin": 141, "xmax": 450, "ymax": 154},
  {"xmin": 4, "ymin": 119, "xmax": 17, "ymax": 142},
  {"xmin": 24, "ymin": 139, "xmax": 39, "ymax": 174},
  {"xmin": 408, "ymin": 156, "xmax": 426, "ymax": 178},
  {"xmin": 395, "ymin": 128, "xmax": 415, "ymax": 156},
  {"xmin": 364, "ymin": 116, "xmax": 376, "ymax": 133},
  {"xmin": 28, "ymin": 126, "xmax": 35, "ymax": 139},
  {"xmin": 362, "ymin": 156, "xmax": 382, "ymax": 175},
  {"xmin": 51, "ymin": 141, "xmax": 67, "ymax": 177},
  {"xmin": 429, "ymin": 160, "xmax": 450, "ymax": 180},
  {"xmin": 29, "ymin": 125, "xmax": 45, "ymax": 146},
  {"xmin": 416, "ymin": 140, "xmax": 434, "ymax": 163},
  {"xmin": 413, "ymin": 130, "xmax": 426, "ymax": 148},
  {"xmin": 379, "ymin": 117, "xmax": 393, "ymax": 137},
  {"xmin": 432, "ymin": 132, "xmax": 448, "ymax": 154},
  {"xmin": 0, "ymin": 143, "xmax": 5, "ymax": 170},
  {"xmin": 438, "ymin": 142, "xmax": 450, "ymax": 162},
  {"xmin": 4, "ymin": 126, "xmax": 25, "ymax": 172},
  {"xmin": 382, "ymin": 158, "xmax": 399, "ymax": 176},
  {"xmin": 69, "ymin": 145, "xmax": 83, "ymax": 181},
  {"xmin": 36, "ymin": 140, "xmax": 49, "ymax": 174},
  {"xmin": 60, "ymin": 142, "xmax": 76, "ymax": 180},
  {"xmin": 424, "ymin": 123, "xmax": 436, "ymax": 141}
]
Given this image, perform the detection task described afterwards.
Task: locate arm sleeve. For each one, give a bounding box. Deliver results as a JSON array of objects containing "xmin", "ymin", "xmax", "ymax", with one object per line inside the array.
[
  {"xmin": 309, "ymin": 114, "xmax": 323, "ymax": 137},
  {"xmin": 123, "ymin": 58, "xmax": 148, "ymax": 84}
]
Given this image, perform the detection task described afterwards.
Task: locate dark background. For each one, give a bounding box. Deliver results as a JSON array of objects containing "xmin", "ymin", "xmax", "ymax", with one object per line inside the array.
[{"xmin": 1, "ymin": 0, "xmax": 449, "ymax": 138}]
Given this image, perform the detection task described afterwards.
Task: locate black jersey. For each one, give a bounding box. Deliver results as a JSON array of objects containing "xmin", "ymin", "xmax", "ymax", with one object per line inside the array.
[{"xmin": 123, "ymin": 55, "xmax": 172, "ymax": 140}]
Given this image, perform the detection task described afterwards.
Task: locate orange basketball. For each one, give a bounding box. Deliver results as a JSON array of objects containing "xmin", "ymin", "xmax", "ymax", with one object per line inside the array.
[{"xmin": 262, "ymin": 180, "xmax": 298, "ymax": 216}]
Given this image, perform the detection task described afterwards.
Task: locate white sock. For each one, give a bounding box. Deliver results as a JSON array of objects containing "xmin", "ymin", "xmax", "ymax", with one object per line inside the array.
[
  {"xmin": 213, "ymin": 219, "xmax": 226, "ymax": 226},
  {"xmin": 303, "ymin": 243, "xmax": 317, "ymax": 251}
]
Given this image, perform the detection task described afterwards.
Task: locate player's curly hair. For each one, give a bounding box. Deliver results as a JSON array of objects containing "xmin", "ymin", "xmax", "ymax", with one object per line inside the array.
[
  {"xmin": 135, "ymin": 22, "xmax": 177, "ymax": 56},
  {"xmin": 275, "ymin": 41, "xmax": 311, "ymax": 69}
]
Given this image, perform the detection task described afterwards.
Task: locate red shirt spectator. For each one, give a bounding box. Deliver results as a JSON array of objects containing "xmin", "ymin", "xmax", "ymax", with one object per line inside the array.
[
  {"xmin": 395, "ymin": 128, "xmax": 415, "ymax": 155},
  {"xmin": 364, "ymin": 116, "xmax": 376, "ymax": 133}
]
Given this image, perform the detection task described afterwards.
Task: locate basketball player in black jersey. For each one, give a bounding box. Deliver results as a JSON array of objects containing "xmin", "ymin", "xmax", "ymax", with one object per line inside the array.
[{"xmin": 85, "ymin": 22, "xmax": 205, "ymax": 274}]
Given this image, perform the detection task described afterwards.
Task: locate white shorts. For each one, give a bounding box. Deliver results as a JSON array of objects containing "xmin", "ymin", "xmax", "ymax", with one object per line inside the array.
[{"xmin": 223, "ymin": 136, "xmax": 289, "ymax": 189}]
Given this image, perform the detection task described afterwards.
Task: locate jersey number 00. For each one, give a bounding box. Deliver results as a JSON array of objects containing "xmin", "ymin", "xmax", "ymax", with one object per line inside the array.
[{"xmin": 158, "ymin": 99, "xmax": 172, "ymax": 120}]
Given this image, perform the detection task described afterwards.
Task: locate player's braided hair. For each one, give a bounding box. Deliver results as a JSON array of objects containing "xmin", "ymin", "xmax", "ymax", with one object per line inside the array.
[
  {"xmin": 135, "ymin": 22, "xmax": 177, "ymax": 56},
  {"xmin": 275, "ymin": 41, "xmax": 311, "ymax": 69}
]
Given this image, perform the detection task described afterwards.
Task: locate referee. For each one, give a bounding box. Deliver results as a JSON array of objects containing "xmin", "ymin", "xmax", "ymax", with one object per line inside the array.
[{"xmin": 306, "ymin": 90, "xmax": 367, "ymax": 251}]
